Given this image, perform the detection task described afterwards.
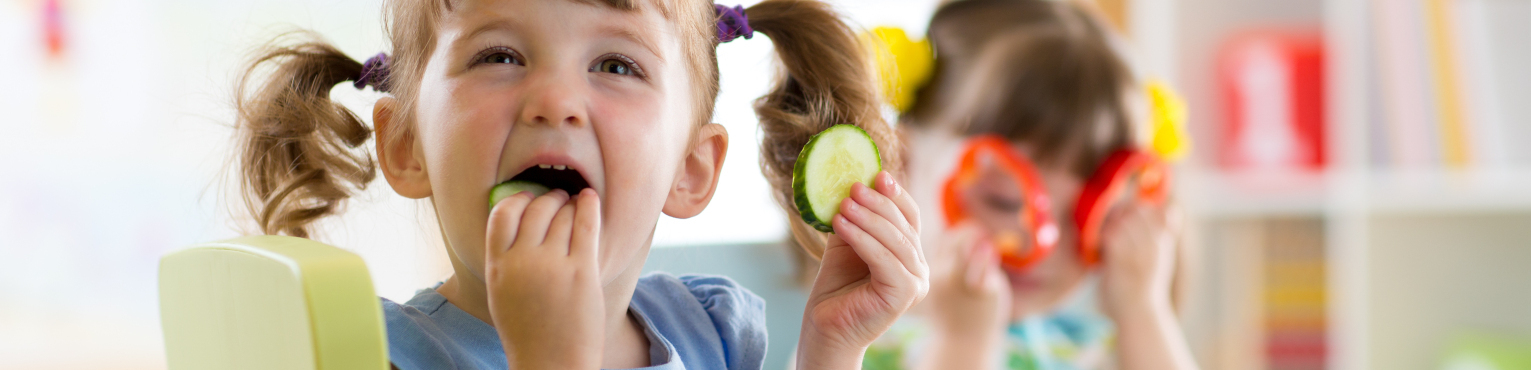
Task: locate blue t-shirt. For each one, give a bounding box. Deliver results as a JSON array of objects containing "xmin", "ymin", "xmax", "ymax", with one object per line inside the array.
[{"xmin": 381, "ymin": 272, "xmax": 767, "ymax": 370}]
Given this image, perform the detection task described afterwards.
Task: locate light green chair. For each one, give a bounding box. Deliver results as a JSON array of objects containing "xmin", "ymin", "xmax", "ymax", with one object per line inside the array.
[{"xmin": 158, "ymin": 235, "xmax": 389, "ymax": 370}]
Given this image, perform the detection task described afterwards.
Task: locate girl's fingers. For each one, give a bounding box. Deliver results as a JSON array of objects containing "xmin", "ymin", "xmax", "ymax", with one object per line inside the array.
[
  {"xmin": 569, "ymin": 189, "xmax": 602, "ymax": 260},
  {"xmin": 486, "ymin": 191, "xmax": 537, "ymax": 258},
  {"xmin": 841, "ymin": 195, "xmax": 923, "ymax": 279},
  {"xmin": 514, "ymin": 189, "xmax": 571, "ymax": 250},
  {"xmin": 851, "ymin": 180, "xmax": 906, "ymax": 238},
  {"xmin": 542, "ymin": 202, "xmax": 577, "ymax": 254},
  {"xmin": 873, "ymin": 172, "xmax": 921, "ymax": 233},
  {"xmin": 831, "ymin": 213, "xmax": 910, "ymax": 287}
]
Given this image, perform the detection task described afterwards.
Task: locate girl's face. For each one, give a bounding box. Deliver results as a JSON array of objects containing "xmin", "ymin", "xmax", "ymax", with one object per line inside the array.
[
  {"xmin": 904, "ymin": 128, "xmax": 1089, "ymax": 320},
  {"xmin": 409, "ymin": 0, "xmax": 697, "ymax": 287}
]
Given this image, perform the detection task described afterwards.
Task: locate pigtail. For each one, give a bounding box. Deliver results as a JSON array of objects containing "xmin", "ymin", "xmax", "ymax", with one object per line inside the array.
[
  {"xmin": 745, "ymin": 0, "xmax": 902, "ymax": 259},
  {"xmin": 234, "ymin": 32, "xmax": 377, "ymax": 238}
]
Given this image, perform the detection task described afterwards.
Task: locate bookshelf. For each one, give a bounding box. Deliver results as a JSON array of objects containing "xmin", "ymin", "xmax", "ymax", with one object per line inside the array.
[{"xmin": 1140, "ymin": 0, "xmax": 1531, "ymax": 369}]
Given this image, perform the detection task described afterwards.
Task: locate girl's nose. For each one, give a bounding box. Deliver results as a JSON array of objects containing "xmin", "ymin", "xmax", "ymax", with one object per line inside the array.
[{"xmin": 519, "ymin": 69, "xmax": 588, "ymax": 128}]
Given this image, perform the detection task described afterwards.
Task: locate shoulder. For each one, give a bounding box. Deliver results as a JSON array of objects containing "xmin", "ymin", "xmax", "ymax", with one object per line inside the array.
[
  {"xmin": 637, "ymin": 273, "xmax": 766, "ymax": 327},
  {"xmin": 380, "ymin": 297, "xmax": 456, "ymax": 370},
  {"xmin": 635, "ymin": 272, "xmax": 768, "ymax": 370},
  {"xmin": 379, "ymin": 291, "xmax": 506, "ymax": 370}
]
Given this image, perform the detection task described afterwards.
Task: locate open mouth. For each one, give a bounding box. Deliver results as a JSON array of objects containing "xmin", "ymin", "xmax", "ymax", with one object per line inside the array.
[{"xmin": 507, "ymin": 164, "xmax": 591, "ymax": 195}]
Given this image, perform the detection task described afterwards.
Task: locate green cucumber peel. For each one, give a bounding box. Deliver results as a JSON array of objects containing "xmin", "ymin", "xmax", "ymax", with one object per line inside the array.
[
  {"xmin": 489, "ymin": 180, "xmax": 551, "ymax": 208},
  {"xmin": 791, "ymin": 124, "xmax": 883, "ymax": 233}
]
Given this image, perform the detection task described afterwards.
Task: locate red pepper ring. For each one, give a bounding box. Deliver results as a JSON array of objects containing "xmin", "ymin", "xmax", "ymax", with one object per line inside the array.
[
  {"xmin": 1073, "ymin": 149, "xmax": 1170, "ymax": 267},
  {"xmin": 941, "ymin": 136, "xmax": 1060, "ymax": 270}
]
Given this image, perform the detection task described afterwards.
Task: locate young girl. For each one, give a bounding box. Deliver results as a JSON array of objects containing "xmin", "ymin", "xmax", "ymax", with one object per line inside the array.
[
  {"xmin": 231, "ymin": 0, "xmax": 928, "ymax": 369},
  {"xmin": 868, "ymin": 0, "xmax": 1198, "ymax": 369}
]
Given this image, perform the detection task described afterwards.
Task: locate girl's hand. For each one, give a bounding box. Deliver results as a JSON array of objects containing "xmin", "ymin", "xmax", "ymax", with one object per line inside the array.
[
  {"xmin": 1096, "ymin": 201, "xmax": 1179, "ymax": 319},
  {"xmin": 1097, "ymin": 202, "xmax": 1201, "ymax": 370},
  {"xmin": 926, "ymin": 223, "xmax": 1010, "ymax": 341},
  {"xmin": 797, "ymin": 172, "xmax": 929, "ymax": 369},
  {"xmin": 914, "ymin": 223, "xmax": 1010, "ymax": 370},
  {"xmin": 484, "ymin": 189, "xmax": 603, "ymax": 370}
]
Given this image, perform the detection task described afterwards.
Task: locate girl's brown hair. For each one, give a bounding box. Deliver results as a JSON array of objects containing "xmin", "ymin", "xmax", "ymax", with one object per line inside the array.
[
  {"xmin": 233, "ymin": 0, "xmax": 897, "ymax": 257},
  {"xmin": 745, "ymin": 0, "xmax": 900, "ymax": 259},
  {"xmin": 906, "ymin": 0, "xmax": 1136, "ymax": 176}
]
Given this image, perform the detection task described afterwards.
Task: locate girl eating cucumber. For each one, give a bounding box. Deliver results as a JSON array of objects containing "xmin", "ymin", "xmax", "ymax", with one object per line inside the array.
[
  {"xmin": 230, "ymin": 0, "xmax": 927, "ymax": 369},
  {"xmin": 859, "ymin": 0, "xmax": 1199, "ymax": 369}
]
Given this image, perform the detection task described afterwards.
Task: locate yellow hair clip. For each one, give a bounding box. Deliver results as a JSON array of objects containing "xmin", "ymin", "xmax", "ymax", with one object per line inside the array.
[
  {"xmin": 1145, "ymin": 79, "xmax": 1190, "ymax": 161},
  {"xmin": 862, "ymin": 27, "xmax": 934, "ymax": 114}
]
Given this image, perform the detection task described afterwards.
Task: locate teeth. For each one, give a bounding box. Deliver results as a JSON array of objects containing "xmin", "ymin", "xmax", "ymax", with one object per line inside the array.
[
  {"xmin": 553, "ymin": 165, "xmax": 567, "ymax": 170},
  {"xmin": 538, "ymin": 164, "xmax": 551, "ymax": 169}
]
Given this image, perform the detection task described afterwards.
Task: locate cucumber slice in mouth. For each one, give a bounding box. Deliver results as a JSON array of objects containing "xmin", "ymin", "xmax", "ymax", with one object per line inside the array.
[
  {"xmin": 488, "ymin": 166, "xmax": 590, "ymax": 208},
  {"xmin": 489, "ymin": 181, "xmax": 550, "ymax": 208},
  {"xmin": 792, "ymin": 124, "xmax": 883, "ymax": 233}
]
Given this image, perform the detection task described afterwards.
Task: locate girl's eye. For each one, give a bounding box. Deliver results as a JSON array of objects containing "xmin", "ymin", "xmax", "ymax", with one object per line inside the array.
[
  {"xmin": 480, "ymin": 51, "xmax": 523, "ymax": 65},
  {"xmin": 592, "ymin": 57, "xmax": 636, "ymax": 76},
  {"xmin": 982, "ymin": 192, "xmax": 1025, "ymax": 213}
]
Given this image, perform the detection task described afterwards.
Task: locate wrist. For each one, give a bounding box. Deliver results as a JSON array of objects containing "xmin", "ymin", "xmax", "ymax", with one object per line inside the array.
[
  {"xmin": 795, "ymin": 336, "xmax": 866, "ymax": 370},
  {"xmin": 795, "ymin": 325, "xmax": 868, "ymax": 370},
  {"xmin": 931, "ymin": 318, "xmax": 1005, "ymax": 348},
  {"xmin": 1109, "ymin": 297, "xmax": 1176, "ymax": 329},
  {"xmin": 1108, "ymin": 286, "xmax": 1172, "ymax": 315},
  {"xmin": 502, "ymin": 339, "xmax": 600, "ymax": 370},
  {"xmin": 934, "ymin": 327, "xmax": 1005, "ymax": 358}
]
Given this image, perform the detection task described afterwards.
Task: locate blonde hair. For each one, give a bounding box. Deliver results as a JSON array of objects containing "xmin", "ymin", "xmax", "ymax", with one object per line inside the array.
[{"xmin": 233, "ymin": 0, "xmax": 896, "ymax": 259}]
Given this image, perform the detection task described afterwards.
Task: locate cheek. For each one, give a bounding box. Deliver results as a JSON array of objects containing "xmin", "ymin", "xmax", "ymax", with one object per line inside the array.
[
  {"xmin": 586, "ymin": 82, "xmax": 690, "ymax": 273},
  {"xmin": 416, "ymin": 78, "xmax": 521, "ymax": 277}
]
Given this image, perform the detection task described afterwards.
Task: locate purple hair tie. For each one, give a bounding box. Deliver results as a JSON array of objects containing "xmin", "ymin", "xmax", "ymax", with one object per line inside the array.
[
  {"xmin": 714, "ymin": 4, "xmax": 753, "ymax": 43},
  {"xmin": 354, "ymin": 52, "xmax": 391, "ymax": 92}
]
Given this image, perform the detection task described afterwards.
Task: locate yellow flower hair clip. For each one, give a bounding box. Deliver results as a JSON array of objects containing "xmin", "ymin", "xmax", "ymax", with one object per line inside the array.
[
  {"xmin": 862, "ymin": 26, "xmax": 934, "ymax": 114},
  {"xmin": 1145, "ymin": 79, "xmax": 1190, "ymax": 161}
]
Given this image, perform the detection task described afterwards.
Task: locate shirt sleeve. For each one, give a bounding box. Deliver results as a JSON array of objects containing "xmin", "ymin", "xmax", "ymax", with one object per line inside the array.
[{"xmin": 678, "ymin": 274, "xmax": 769, "ymax": 370}]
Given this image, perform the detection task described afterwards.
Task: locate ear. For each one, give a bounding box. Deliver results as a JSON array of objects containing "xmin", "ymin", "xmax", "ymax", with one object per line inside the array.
[
  {"xmin": 374, "ymin": 97, "xmax": 432, "ymax": 199},
  {"xmin": 662, "ymin": 123, "xmax": 729, "ymax": 218}
]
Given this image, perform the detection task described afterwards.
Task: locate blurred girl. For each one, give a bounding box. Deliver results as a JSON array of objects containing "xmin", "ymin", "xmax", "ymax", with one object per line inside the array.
[
  {"xmin": 231, "ymin": 0, "xmax": 928, "ymax": 369},
  {"xmin": 865, "ymin": 0, "xmax": 1197, "ymax": 369}
]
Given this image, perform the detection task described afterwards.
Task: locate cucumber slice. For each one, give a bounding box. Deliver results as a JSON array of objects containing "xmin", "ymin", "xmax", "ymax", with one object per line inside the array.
[
  {"xmin": 489, "ymin": 180, "xmax": 551, "ymax": 208},
  {"xmin": 792, "ymin": 124, "xmax": 883, "ymax": 233}
]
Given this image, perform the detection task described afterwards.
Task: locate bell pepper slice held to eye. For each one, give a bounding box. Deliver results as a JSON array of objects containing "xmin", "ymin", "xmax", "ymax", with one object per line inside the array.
[
  {"xmin": 941, "ymin": 135, "xmax": 1059, "ymax": 270},
  {"xmin": 1073, "ymin": 149, "xmax": 1170, "ymax": 266}
]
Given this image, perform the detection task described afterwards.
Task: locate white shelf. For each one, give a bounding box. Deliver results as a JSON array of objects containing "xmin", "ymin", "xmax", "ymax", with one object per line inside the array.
[
  {"xmin": 1365, "ymin": 168, "xmax": 1531, "ymax": 214},
  {"xmin": 1177, "ymin": 167, "xmax": 1531, "ymax": 217},
  {"xmin": 1178, "ymin": 168, "xmax": 1329, "ymax": 217}
]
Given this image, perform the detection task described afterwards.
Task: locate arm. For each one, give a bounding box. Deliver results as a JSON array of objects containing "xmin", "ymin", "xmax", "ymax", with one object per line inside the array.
[
  {"xmin": 914, "ymin": 224, "xmax": 1010, "ymax": 370},
  {"xmin": 796, "ymin": 172, "xmax": 931, "ymax": 369},
  {"xmin": 1098, "ymin": 203, "xmax": 1198, "ymax": 370},
  {"xmin": 1112, "ymin": 299, "xmax": 1198, "ymax": 370}
]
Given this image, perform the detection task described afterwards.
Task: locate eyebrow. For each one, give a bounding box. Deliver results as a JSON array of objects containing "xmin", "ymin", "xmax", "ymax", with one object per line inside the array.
[
  {"xmin": 458, "ymin": 20, "xmax": 515, "ymax": 45},
  {"xmin": 451, "ymin": 14, "xmax": 667, "ymax": 64},
  {"xmin": 596, "ymin": 25, "xmax": 666, "ymax": 64}
]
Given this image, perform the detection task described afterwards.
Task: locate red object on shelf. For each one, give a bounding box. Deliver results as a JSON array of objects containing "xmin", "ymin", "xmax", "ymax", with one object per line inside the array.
[
  {"xmin": 1218, "ymin": 30, "xmax": 1325, "ymax": 171},
  {"xmin": 44, "ymin": 0, "xmax": 66, "ymax": 58}
]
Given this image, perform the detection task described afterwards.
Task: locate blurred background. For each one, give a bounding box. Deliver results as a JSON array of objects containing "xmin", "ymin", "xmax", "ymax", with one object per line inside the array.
[{"xmin": 1, "ymin": 0, "xmax": 1528, "ymax": 369}]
